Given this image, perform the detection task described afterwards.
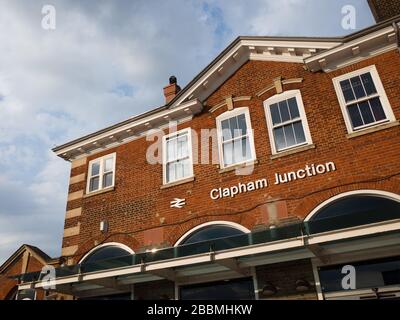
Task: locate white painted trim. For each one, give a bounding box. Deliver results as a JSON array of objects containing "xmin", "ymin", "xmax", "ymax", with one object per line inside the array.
[
  {"xmin": 304, "ymin": 189, "xmax": 400, "ymax": 222},
  {"xmin": 54, "ymin": 99, "xmax": 202, "ymax": 159},
  {"xmin": 332, "ymin": 65, "xmax": 396, "ymax": 134},
  {"xmin": 215, "ymin": 107, "xmax": 257, "ymax": 169},
  {"xmin": 305, "ymin": 26, "xmax": 395, "ymax": 64},
  {"xmin": 86, "ymin": 152, "xmax": 116, "ymax": 195},
  {"xmin": 174, "ymin": 221, "xmax": 250, "ymax": 246},
  {"xmin": 162, "ymin": 127, "xmax": 194, "ymax": 185},
  {"xmin": 263, "ymin": 90, "xmax": 313, "ymax": 155},
  {"xmin": 78, "ymin": 242, "xmax": 135, "ymax": 264},
  {"xmin": 171, "ymin": 39, "xmax": 339, "ymax": 108}
]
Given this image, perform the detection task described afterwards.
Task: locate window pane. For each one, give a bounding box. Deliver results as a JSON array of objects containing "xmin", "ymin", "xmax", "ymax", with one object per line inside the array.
[
  {"xmin": 103, "ymin": 172, "xmax": 113, "ymax": 188},
  {"xmin": 89, "ymin": 177, "xmax": 99, "ymax": 192},
  {"xmin": 166, "ymin": 138, "xmax": 177, "ymax": 162},
  {"xmin": 359, "ymin": 100, "xmax": 374, "ymax": 125},
  {"xmin": 340, "ymin": 79, "xmax": 355, "ymax": 102},
  {"xmin": 221, "ymin": 119, "xmax": 231, "ymax": 141},
  {"xmin": 360, "ymin": 72, "xmax": 377, "ymax": 96},
  {"xmin": 229, "ymin": 117, "xmax": 239, "ymax": 138},
  {"xmin": 177, "ymin": 134, "xmax": 188, "ymax": 159},
  {"xmin": 270, "ymin": 103, "xmax": 281, "ymax": 124},
  {"xmin": 273, "ymin": 127, "xmax": 286, "ymax": 151},
  {"xmin": 242, "ymin": 137, "xmax": 251, "ymax": 161},
  {"xmin": 293, "ymin": 121, "xmax": 306, "ymax": 144},
  {"xmin": 237, "ymin": 114, "xmax": 247, "ymax": 136},
  {"xmin": 283, "ymin": 124, "xmax": 296, "ymax": 148},
  {"xmin": 91, "ymin": 162, "xmax": 100, "ymax": 176},
  {"xmin": 350, "ymin": 76, "xmax": 366, "ymax": 99},
  {"xmin": 223, "ymin": 141, "xmax": 234, "ymax": 166},
  {"xmin": 166, "ymin": 162, "xmax": 175, "ymax": 183},
  {"xmin": 369, "ymin": 97, "xmax": 386, "ymax": 122},
  {"xmin": 182, "ymin": 158, "xmax": 191, "ymax": 178},
  {"xmin": 287, "ymin": 97, "xmax": 300, "ymax": 119},
  {"xmin": 104, "ymin": 158, "xmax": 113, "ymax": 172},
  {"xmin": 233, "ymin": 137, "xmax": 251, "ymax": 163},
  {"xmin": 278, "ymin": 100, "xmax": 290, "ymax": 122},
  {"xmin": 348, "ymin": 104, "xmax": 363, "ymax": 128}
]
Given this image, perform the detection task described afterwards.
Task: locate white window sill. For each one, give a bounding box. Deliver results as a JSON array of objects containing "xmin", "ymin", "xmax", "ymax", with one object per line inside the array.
[
  {"xmin": 270, "ymin": 144, "xmax": 315, "ymax": 160},
  {"xmin": 84, "ymin": 186, "xmax": 115, "ymax": 198},
  {"xmin": 218, "ymin": 159, "xmax": 259, "ymax": 174},
  {"xmin": 346, "ymin": 120, "xmax": 399, "ymax": 139},
  {"xmin": 160, "ymin": 176, "xmax": 195, "ymax": 189}
]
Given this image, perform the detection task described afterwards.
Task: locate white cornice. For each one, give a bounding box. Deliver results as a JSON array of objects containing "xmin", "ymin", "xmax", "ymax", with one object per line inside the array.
[
  {"xmin": 55, "ymin": 99, "xmax": 203, "ymax": 160},
  {"xmin": 305, "ymin": 24, "xmax": 399, "ymax": 72}
]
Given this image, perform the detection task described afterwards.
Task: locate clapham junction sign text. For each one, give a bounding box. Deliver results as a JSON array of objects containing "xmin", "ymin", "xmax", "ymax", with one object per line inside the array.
[{"xmin": 210, "ymin": 162, "xmax": 336, "ymax": 200}]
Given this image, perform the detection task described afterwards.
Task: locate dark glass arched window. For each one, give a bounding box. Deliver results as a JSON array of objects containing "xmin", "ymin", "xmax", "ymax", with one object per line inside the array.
[
  {"xmin": 82, "ymin": 245, "xmax": 132, "ymax": 265},
  {"xmin": 180, "ymin": 225, "xmax": 246, "ymax": 245},
  {"xmin": 306, "ymin": 195, "xmax": 400, "ymax": 234}
]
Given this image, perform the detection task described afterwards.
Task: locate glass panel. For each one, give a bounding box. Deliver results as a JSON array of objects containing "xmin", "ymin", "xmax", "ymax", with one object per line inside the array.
[
  {"xmin": 82, "ymin": 246, "xmax": 132, "ymax": 265},
  {"xmin": 340, "ymin": 79, "xmax": 355, "ymax": 102},
  {"xmin": 270, "ymin": 103, "xmax": 281, "ymax": 125},
  {"xmin": 172, "ymin": 158, "xmax": 191, "ymax": 180},
  {"xmin": 350, "ymin": 76, "xmax": 366, "ymax": 99},
  {"xmin": 369, "ymin": 97, "xmax": 386, "ymax": 122},
  {"xmin": 221, "ymin": 119, "xmax": 231, "ymax": 141},
  {"xmin": 166, "ymin": 138, "xmax": 177, "ymax": 162},
  {"xmin": 360, "ymin": 72, "xmax": 377, "ymax": 96},
  {"xmin": 237, "ymin": 114, "xmax": 247, "ymax": 136},
  {"xmin": 305, "ymin": 195, "xmax": 400, "ymax": 235},
  {"xmin": 229, "ymin": 116, "xmax": 239, "ymax": 138},
  {"xmin": 222, "ymin": 141, "xmax": 233, "ymax": 166},
  {"xmin": 319, "ymin": 256, "xmax": 400, "ymax": 293},
  {"xmin": 278, "ymin": 100, "xmax": 290, "ymax": 122},
  {"xmin": 243, "ymin": 137, "xmax": 251, "ymax": 160},
  {"xmin": 283, "ymin": 124, "xmax": 296, "ymax": 147},
  {"xmin": 293, "ymin": 121, "xmax": 306, "ymax": 144},
  {"xmin": 273, "ymin": 127, "xmax": 286, "ymax": 151},
  {"xmin": 166, "ymin": 162, "xmax": 175, "ymax": 183},
  {"xmin": 359, "ymin": 100, "xmax": 375, "ymax": 125},
  {"xmin": 89, "ymin": 176, "xmax": 99, "ymax": 192},
  {"xmin": 103, "ymin": 172, "xmax": 113, "ymax": 188},
  {"xmin": 104, "ymin": 158, "xmax": 113, "ymax": 172},
  {"xmin": 180, "ymin": 225, "xmax": 245, "ymax": 245},
  {"xmin": 287, "ymin": 97, "xmax": 300, "ymax": 119},
  {"xmin": 177, "ymin": 134, "xmax": 188, "ymax": 159},
  {"xmin": 347, "ymin": 104, "xmax": 363, "ymax": 128},
  {"xmin": 233, "ymin": 137, "xmax": 251, "ymax": 163},
  {"xmin": 91, "ymin": 162, "xmax": 100, "ymax": 176}
]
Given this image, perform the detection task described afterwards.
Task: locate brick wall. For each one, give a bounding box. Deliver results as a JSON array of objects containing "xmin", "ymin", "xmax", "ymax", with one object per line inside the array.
[
  {"xmin": 368, "ymin": 0, "xmax": 400, "ymax": 22},
  {"xmin": 60, "ymin": 49, "xmax": 400, "ymax": 262},
  {"xmin": 0, "ymin": 254, "xmax": 46, "ymax": 300}
]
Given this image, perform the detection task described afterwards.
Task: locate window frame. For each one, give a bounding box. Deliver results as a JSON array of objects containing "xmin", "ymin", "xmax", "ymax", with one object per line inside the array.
[
  {"xmin": 332, "ymin": 65, "xmax": 396, "ymax": 134},
  {"xmin": 263, "ymin": 90, "xmax": 313, "ymax": 155},
  {"xmin": 86, "ymin": 152, "xmax": 116, "ymax": 194},
  {"xmin": 162, "ymin": 127, "xmax": 194, "ymax": 185},
  {"xmin": 216, "ymin": 107, "xmax": 257, "ymax": 169}
]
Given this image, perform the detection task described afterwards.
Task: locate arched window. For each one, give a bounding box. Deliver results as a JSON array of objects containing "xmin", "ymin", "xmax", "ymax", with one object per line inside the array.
[
  {"xmin": 175, "ymin": 221, "xmax": 249, "ymax": 246},
  {"xmin": 305, "ymin": 191, "xmax": 400, "ymax": 234},
  {"xmin": 80, "ymin": 243, "xmax": 134, "ymax": 272}
]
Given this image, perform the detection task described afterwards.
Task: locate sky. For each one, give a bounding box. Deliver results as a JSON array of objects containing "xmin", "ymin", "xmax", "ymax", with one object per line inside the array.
[{"xmin": 0, "ymin": 0, "xmax": 375, "ymax": 265}]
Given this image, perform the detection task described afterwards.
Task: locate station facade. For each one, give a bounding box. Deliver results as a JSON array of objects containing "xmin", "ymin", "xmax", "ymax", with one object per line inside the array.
[{"xmin": 2, "ymin": 1, "xmax": 400, "ymax": 300}]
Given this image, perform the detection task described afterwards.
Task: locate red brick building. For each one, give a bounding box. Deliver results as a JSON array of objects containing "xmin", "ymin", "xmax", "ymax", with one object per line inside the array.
[
  {"xmin": 5, "ymin": 3, "xmax": 400, "ymax": 300},
  {"xmin": 0, "ymin": 245, "xmax": 60, "ymax": 300}
]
